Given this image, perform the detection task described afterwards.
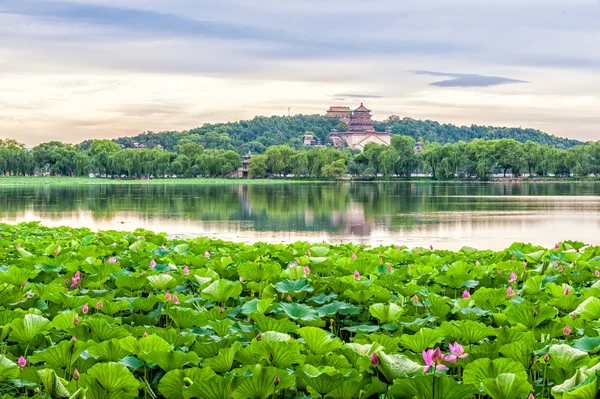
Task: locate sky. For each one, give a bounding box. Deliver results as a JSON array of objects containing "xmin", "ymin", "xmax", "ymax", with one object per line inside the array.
[{"xmin": 1, "ymin": 0, "xmax": 599, "ymax": 147}]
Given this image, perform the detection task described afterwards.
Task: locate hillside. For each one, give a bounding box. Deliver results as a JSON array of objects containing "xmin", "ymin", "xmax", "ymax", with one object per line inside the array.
[{"xmin": 80, "ymin": 114, "xmax": 583, "ymax": 153}]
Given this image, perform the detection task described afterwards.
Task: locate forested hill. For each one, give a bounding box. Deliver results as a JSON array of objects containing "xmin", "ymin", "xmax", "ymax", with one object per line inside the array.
[{"xmin": 80, "ymin": 114, "xmax": 582, "ymax": 153}]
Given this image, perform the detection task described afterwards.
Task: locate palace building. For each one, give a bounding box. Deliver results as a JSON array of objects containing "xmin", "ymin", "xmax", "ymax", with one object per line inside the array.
[
  {"xmin": 326, "ymin": 106, "xmax": 351, "ymax": 120},
  {"xmin": 329, "ymin": 103, "xmax": 392, "ymax": 151}
]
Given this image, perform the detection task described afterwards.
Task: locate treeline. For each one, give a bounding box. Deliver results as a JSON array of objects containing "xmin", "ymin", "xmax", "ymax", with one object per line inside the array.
[
  {"xmin": 79, "ymin": 114, "xmax": 582, "ymax": 154},
  {"xmin": 3, "ymin": 136, "xmax": 600, "ymax": 179}
]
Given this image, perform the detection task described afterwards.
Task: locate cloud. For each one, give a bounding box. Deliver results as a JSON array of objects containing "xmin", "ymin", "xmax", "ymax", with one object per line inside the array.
[
  {"xmin": 333, "ymin": 93, "xmax": 383, "ymax": 99},
  {"xmin": 412, "ymin": 71, "xmax": 528, "ymax": 87}
]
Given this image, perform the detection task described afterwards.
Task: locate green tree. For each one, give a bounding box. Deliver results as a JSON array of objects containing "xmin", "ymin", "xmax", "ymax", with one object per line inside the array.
[
  {"xmin": 321, "ymin": 159, "xmax": 347, "ymax": 179},
  {"xmin": 249, "ymin": 155, "xmax": 268, "ymax": 179}
]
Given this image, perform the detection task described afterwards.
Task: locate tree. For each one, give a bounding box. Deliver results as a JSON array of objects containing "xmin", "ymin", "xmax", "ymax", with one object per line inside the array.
[
  {"xmin": 249, "ymin": 155, "xmax": 268, "ymax": 179},
  {"xmin": 321, "ymin": 159, "xmax": 347, "ymax": 179},
  {"xmin": 88, "ymin": 140, "xmax": 121, "ymax": 175},
  {"xmin": 378, "ymin": 147, "xmax": 400, "ymax": 176}
]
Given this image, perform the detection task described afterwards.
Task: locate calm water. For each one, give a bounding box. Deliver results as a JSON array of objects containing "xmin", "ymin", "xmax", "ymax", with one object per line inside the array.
[{"xmin": 0, "ymin": 182, "xmax": 598, "ymax": 250}]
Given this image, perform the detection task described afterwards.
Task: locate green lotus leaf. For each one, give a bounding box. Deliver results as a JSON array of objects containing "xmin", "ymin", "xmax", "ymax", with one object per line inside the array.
[
  {"xmin": 50, "ymin": 310, "xmax": 79, "ymax": 330},
  {"xmin": 298, "ymin": 326, "xmax": 343, "ymax": 355},
  {"xmin": 204, "ymin": 342, "xmax": 242, "ymax": 372},
  {"xmin": 9, "ymin": 313, "xmax": 51, "ymax": 343},
  {"xmin": 82, "ymin": 318, "xmax": 130, "ymax": 341},
  {"xmin": 88, "ymin": 338, "xmax": 130, "ymax": 361},
  {"xmin": 247, "ymin": 331, "xmax": 305, "ymax": 368},
  {"xmin": 165, "ymin": 307, "xmax": 208, "ymax": 328},
  {"xmin": 0, "ymin": 266, "xmax": 39, "ymax": 286},
  {"xmin": 201, "ymin": 279, "xmax": 243, "ymax": 303},
  {"xmin": 369, "ymin": 302, "xmax": 404, "ymax": 324},
  {"xmin": 277, "ymin": 302, "xmax": 319, "ymax": 322},
  {"xmin": 252, "ymin": 314, "xmax": 298, "ymax": 334},
  {"xmin": 574, "ymin": 297, "xmax": 600, "ymax": 321},
  {"xmin": 30, "ymin": 340, "xmax": 94, "ymax": 369},
  {"xmin": 398, "ymin": 328, "xmax": 441, "ymax": 352},
  {"xmin": 572, "ymin": 336, "xmax": 600, "ymax": 353},
  {"xmin": 389, "ymin": 374, "xmax": 477, "ymax": 399},
  {"xmin": 376, "ymin": 351, "xmax": 423, "ymax": 383},
  {"xmin": 326, "ymin": 379, "xmax": 368, "ymax": 399},
  {"xmin": 548, "ymin": 344, "xmax": 590, "ymax": 370},
  {"xmin": 301, "ymin": 364, "xmax": 351, "ymax": 396},
  {"xmin": 238, "ymin": 262, "xmax": 281, "ymax": 282},
  {"xmin": 274, "ymin": 278, "xmax": 313, "ymax": 294},
  {"xmin": 317, "ymin": 300, "xmax": 360, "ymax": 317},
  {"xmin": 132, "ymin": 295, "xmax": 160, "ymax": 312},
  {"xmin": 482, "ymin": 373, "xmax": 532, "ymax": 399},
  {"xmin": 147, "ymin": 274, "xmax": 177, "ymax": 291},
  {"xmin": 498, "ymin": 341, "xmax": 535, "ymax": 369},
  {"xmin": 159, "ymin": 368, "xmax": 216, "ymax": 399},
  {"xmin": 240, "ymin": 298, "xmax": 274, "ymax": 316},
  {"xmin": 140, "ymin": 349, "xmax": 200, "ymax": 372},
  {"xmin": 520, "ymin": 275, "xmax": 543, "ymax": 296},
  {"xmin": 120, "ymin": 334, "xmax": 172, "ymax": 356},
  {"xmin": 37, "ymin": 368, "xmax": 71, "ymax": 398},
  {"xmin": 233, "ymin": 364, "xmax": 294, "ymax": 399},
  {"xmin": 463, "ymin": 358, "xmax": 528, "ymax": 387},
  {"xmin": 505, "ymin": 302, "xmax": 557, "ymax": 329},
  {"xmin": 0, "ymin": 355, "xmax": 19, "ymax": 380},
  {"xmin": 87, "ymin": 362, "xmax": 140, "ymax": 394},
  {"xmin": 68, "ymin": 388, "xmax": 87, "ymax": 399},
  {"xmin": 552, "ymin": 368, "xmax": 600, "ymax": 399},
  {"xmin": 184, "ymin": 374, "xmax": 241, "ymax": 399},
  {"xmin": 115, "ymin": 274, "xmax": 147, "ymax": 290}
]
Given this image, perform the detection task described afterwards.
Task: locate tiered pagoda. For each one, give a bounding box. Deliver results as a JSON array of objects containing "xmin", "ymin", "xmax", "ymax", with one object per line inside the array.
[{"xmin": 329, "ymin": 103, "xmax": 391, "ymax": 151}]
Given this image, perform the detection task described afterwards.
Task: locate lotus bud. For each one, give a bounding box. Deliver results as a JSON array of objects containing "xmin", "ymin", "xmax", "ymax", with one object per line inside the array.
[
  {"xmin": 256, "ymin": 333, "xmax": 262, "ymax": 341},
  {"xmin": 304, "ymin": 266, "xmax": 310, "ymax": 275},
  {"xmin": 165, "ymin": 291, "xmax": 171, "ymax": 302},
  {"xmin": 430, "ymin": 245, "xmax": 433, "ymax": 251},
  {"xmin": 544, "ymin": 353, "xmax": 550, "ymax": 361},
  {"xmin": 354, "ymin": 270, "xmax": 360, "ymax": 280},
  {"xmin": 73, "ymin": 314, "xmax": 79, "ymax": 325},
  {"xmin": 74, "ymin": 271, "xmax": 81, "ymax": 280},
  {"xmin": 533, "ymin": 309, "xmax": 538, "ymax": 317},
  {"xmin": 71, "ymin": 336, "xmax": 77, "ymax": 341},
  {"xmin": 555, "ymin": 243, "xmax": 560, "ymax": 249},
  {"xmin": 564, "ymin": 288, "xmax": 569, "ymax": 296},
  {"xmin": 204, "ymin": 251, "xmax": 210, "ymax": 259},
  {"xmin": 563, "ymin": 325, "xmax": 571, "ymax": 336},
  {"xmin": 558, "ymin": 266, "xmax": 564, "ymax": 272},
  {"xmin": 431, "ymin": 347, "xmax": 444, "ymax": 363},
  {"xmin": 415, "ymin": 249, "xmax": 419, "ymax": 255},
  {"xmin": 82, "ymin": 304, "xmax": 89, "ymax": 314},
  {"xmin": 17, "ymin": 356, "xmax": 26, "ymax": 369},
  {"xmin": 22, "ymin": 281, "xmax": 26, "ymax": 287},
  {"xmin": 286, "ymin": 295, "xmax": 292, "ymax": 302},
  {"xmin": 239, "ymin": 277, "xmax": 245, "ymax": 283},
  {"xmin": 73, "ymin": 369, "xmax": 80, "ymax": 380},
  {"xmin": 412, "ymin": 294, "xmax": 419, "ymax": 303},
  {"xmin": 150, "ymin": 260, "xmax": 156, "ymax": 268},
  {"xmin": 498, "ymin": 269, "xmax": 502, "ymax": 275},
  {"xmin": 26, "ymin": 293, "xmax": 32, "ymax": 298},
  {"xmin": 387, "ymin": 264, "xmax": 392, "ymax": 272},
  {"xmin": 396, "ymin": 245, "xmax": 401, "ymax": 250},
  {"xmin": 54, "ymin": 247, "xmax": 59, "ymax": 255},
  {"xmin": 475, "ymin": 260, "xmax": 480, "ymax": 266},
  {"xmin": 143, "ymin": 331, "xmax": 148, "ymax": 337},
  {"xmin": 380, "ymin": 258, "xmax": 384, "ymax": 264},
  {"xmin": 571, "ymin": 312, "xmax": 577, "ymax": 320},
  {"xmin": 352, "ymin": 252, "xmax": 357, "ymax": 260},
  {"xmin": 508, "ymin": 272, "xmax": 517, "ymax": 283},
  {"xmin": 109, "ymin": 257, "xmax": 116, "ymax": 264},
  {"xmin": 528, "ymin": 394, "xmax": 534, "ymax": 399},
  {"xmin": 306, "ymin": 250, "xmax": 311, "ymax": 257},
  {"xmin": 17, "ymin": 242, "xmax": 21, "ymax": 248},
  {"xmin": 370, "ymin": 352, "xmax": 380, "ymax": 367},
  {"xmin": 183, "ymin": 266, "xmax": 189, "ymax": 275},
  {"xmin": 97, "ymin": 300, "xmax": 103, "ymax": 309},
  {"xmin": 507, "ymin": 286, "xmax": 516, "ymax": 297},
  {"xmin": 462, "ymin": 290, "xmax": 470, "ymax": 299},
  {"xmin": 273, "ymin": 375, "xmax": 280, "ymax": 385},
  {"xmin": 596, "ymin": 269, "xmax": 600, "ymax": 277},
  {"xmin": 172, "ymin": 295, "xmax": 179, "ymax": 304},
  {"xmin": 220, "ymin": 307, "xmax": 225, "ymax": 313}
]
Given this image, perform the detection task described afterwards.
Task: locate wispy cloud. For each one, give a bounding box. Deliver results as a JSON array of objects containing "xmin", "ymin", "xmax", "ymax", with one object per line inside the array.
[
  {"xmin": 333, "ymin": 93, "xmax": 384, "ymax": 99},
  {"xmin": 413, "ymin": 71, "xmax": 528, "ymax": 87}
]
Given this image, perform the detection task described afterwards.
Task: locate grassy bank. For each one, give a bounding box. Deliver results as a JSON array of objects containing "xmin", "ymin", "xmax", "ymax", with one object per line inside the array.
[{"xmin": 0, "ymin": 222, "xmax": 597, "ymax": 398}]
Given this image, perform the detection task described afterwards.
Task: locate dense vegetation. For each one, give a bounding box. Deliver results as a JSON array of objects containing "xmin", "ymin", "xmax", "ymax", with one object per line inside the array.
[
  {"xmin": 1, "ymin": 223, "xmax": 600, "ymax": 398},
  {"xmin": 79, "ymin": 115, "xmax": 582, "ymax": 153},
  {"xmin": 3, "ymin": 135, "xmax": 600, "ymax": 180}
]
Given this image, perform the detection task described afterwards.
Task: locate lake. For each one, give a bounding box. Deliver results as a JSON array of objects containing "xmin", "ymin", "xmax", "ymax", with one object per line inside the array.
[{"xmin": 0, "ymin": 181, "xmax": 598, "ymax": 250}]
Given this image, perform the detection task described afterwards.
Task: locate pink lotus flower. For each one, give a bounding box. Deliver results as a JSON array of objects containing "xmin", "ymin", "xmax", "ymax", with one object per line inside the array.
[
  {"xmin": 204, "ymin": 251, "xmax": 210, "ymax": 259},
  {"xmin": 74, "ymin": 271, "xmax": 81, "ymax": 281},
  {"xmin": 165, "ymin": 291, "xmax": 172, "ymax": 302},
  {"xmin": 422, "ymin": 348, "xmax": 447, "ymax": 372},
  {"xmin": 73, "ymin": 369, "xmax": 80, "ymax": 380},
  {"xmin": 544, "ymin": 353, "xmax": 550, "ymax": 361},
  {"xmin": 26, "ymin": 293, "xmax": 31, "ymax": 298},
  {"xmin": 445, "ymin": 342, "xmax": 469, "ymax": 364},
  {"xmin": 183, "ymin": 266, "xmax": 189, "ymax": 275},
  {"xmin": 564, "ymin": 288, "xmax": 570, "ymax": 296},
  {"xmin": 475, "ymin": 260, "xmax": 480, "ymax": 266},
  {"xmin": 370, "ymin": 352, "xmax": 380, "ymax": 367},
  {"xmin": 108, "ymin": 257, "xmax": 117, "ymax": 264},
  {"xmin": 563, "ymin": 325, "xmax": 571, "ymax": 336},
  {"xmin": 430, "ymin": 245, "xmax": 433, "ymax": 251},
  {"xmin": 558, "ymin": 266, "xmax": 564, "ymax": 272},
  {"xmin": 412, "ymin": 294, "xmax": 419, "ymax": 303},
  {"xmin": 16, "ymin": 242, "xmax": 21, "ymax": 248},
  {"xmin": 73, "ymin": 314, "xmax": 79, "ymax": 325},
  {"xmin": 507, "ymin": 286, "xmax": 516, "ymax": 297},
  {"xmin": 354, "ymin": 270, "xmax": 360, "ymax": 280},
  {"xmin": 17, "ymin": 356, "xmax": 26, "ymax": 369},
  {"xmin": 239, "ymin": 277, "xmax": 246, "ymax": 283},
  {"xmin": 596, "ymin": 269, "xmax": 600, "ymax": 277},
  {"xmin": 71, "ymin": 336, "xmax": 77, "ymax": 341},
  {"xmin": 54, "ymin": 247, "xmax": 59, "ymax": 255},
  {"xmin": 82, "ymin": 304, "xmax": 89, "ymax": 314},
  {"xmin": 172, "ymin": 295, "xmax": 179, "ymax": 304},
  {"xmin": 395, "ymin": 245, "xmax": 401, "ymax": 250},
  {"xmin": 22, "ymin": 281, "xmax": 26, "ymax": 287},
  {"xmin": 387, "ymin": 264, "xmax": 392, "ymax": 272},
  {"xmin": 286, "ymin": 295, "xmax": 292, "ymax": 302},
  {"xmin": 273, "ymin": 375, "xmax": 280, "ymax": 385},
  {"xmin": 70, "ymin": 277, "xmax": 78, "ymax": 289},
  {"xmin": 528, "ymin": 394, "xmax": 535, "ymax": 399},
  {"xmin": 289, "ymin": 261, "xmax": 297, "ymax": 268},
  {"xmin": 352, "ymin": 252, "xmax": 357, "ymax": 260},
  {"xmin": 462, "ymin": 290, "xmax": 470, "ymax": 299},
  {"xmin": 498, "ymin": 269, "xmax": 502, "ymax": 275},
  {"xmin": 143, "ymin": 331, "xmax": 148, "ymax": 337},
  {"xmin": 304, "ymin": 266, "xmax": 310, "ymax": 275},
  {"xmin": 555, "ymin": 243, "xmax": 560, "ymax": 249},
  {"xmin": 508, "ymin": 272, "xmax": 518, "ymax": 283},
  {"xmin": 96, "ymin": 300, "xmax": 103, "ymax": 309},
  {"xmin": 150, "ymin": 260, "xmax": 156, "ymax": 268}
]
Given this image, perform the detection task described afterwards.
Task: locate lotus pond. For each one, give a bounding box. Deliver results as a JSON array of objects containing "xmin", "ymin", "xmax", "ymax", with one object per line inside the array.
[{"xmin": 1, "ymin": 223, "xmax": 600, "ymax": 399}]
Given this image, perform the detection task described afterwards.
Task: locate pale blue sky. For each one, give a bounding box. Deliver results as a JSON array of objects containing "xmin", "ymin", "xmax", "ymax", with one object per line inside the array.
[{"xmin": 1, "ymin": 0, "xmax": 599, "ymax": 146}]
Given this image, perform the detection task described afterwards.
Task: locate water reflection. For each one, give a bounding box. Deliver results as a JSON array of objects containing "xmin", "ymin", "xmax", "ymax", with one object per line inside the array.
[{"xmin": 1, "ymin": 182, "xmax": 599, "ymax": 249}]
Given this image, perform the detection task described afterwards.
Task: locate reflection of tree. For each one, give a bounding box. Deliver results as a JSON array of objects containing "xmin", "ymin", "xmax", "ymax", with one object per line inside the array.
[{"xmin": 1, "ymin": 182, "xmax": 599, "ymax": 235}]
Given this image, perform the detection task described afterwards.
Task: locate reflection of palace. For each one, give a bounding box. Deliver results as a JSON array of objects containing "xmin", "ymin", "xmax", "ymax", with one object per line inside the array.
[
  {"xmin": 329, "ymin": 103, "xmax": 392, "ymax": 151},
  {"xmin": 331, "ymin": 203, "xmax": 373, "ymax": 236}
]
